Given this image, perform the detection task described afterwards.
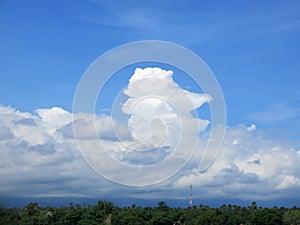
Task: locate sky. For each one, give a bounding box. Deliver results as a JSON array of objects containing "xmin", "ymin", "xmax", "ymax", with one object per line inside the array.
[{"xmin": 0, "ymin": 0, "xmax": 300, "ymax": 207}]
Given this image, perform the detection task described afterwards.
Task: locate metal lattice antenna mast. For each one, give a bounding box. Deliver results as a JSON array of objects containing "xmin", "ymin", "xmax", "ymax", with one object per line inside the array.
[{"xmin": 189, "ymin": 184, "xmax": 193, "ymax": 208}]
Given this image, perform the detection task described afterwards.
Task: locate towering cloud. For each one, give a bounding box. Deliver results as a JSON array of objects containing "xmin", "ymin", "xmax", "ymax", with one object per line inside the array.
[{"xmin": 0, "ymin": 67, "xmax": 299, "ymax": 201}]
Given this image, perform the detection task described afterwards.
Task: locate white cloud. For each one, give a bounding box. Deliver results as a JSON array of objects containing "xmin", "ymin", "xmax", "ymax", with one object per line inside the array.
[
  {"xmin": 0, "ymin": 127, "xmax": 14, "ymax": 140},
  {"xmin": 0, "ymin": 68, "xmax": 299, "ymax": 201},
  {"xmin": 247, "ymin": 124, "xmax": 256, "ymax": 131},
  {"xmin": 0, "ymin": 104, "xmax": 300, "ymax": 200},
  {"xmin": 60, "ymin": 114, "xmax": 131, "ymax": 141},
  {"xmin": 173, "ymin": 124, "xmax": 300, "ymax": 199},
  {"xmin": 122, "ymin": 67, "xmax": 210, "ymax": 149},
  {"xmin": 128, "ymin": 67, "xmax": 173, "ymax": 83},
  {"xmin": 0, "ymin": 105, "xmax": 100, "ymax": 198},
  {"xmin": 70, "ymin": 67, "xmax": 212, "ymax": 185},
  {"xmin": 276, "ymin": 174, "xmax": 300, "ymax": 190},
  {"xmin": 36, "ymin": 107, "xmax": 72, "ymax": 129}
]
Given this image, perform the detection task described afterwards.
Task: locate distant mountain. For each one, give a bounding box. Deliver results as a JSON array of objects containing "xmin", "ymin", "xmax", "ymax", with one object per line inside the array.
[{"xmin": 0, "ymin": 197, "xmax": 299, "ymax": 208}]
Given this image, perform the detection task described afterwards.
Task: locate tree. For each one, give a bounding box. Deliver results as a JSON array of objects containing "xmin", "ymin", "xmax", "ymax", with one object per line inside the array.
[
  {"xmin": 252, "ymin": 207, "xmax": 284, "ymax": 225},
  {"xmin": 283, "ymin": 209, "xmax": 300, "ymax": 225},
  {"xmin": 157, "ymin": 201, "xmax": 168, "ymax": 210},
  {"xmin": 25, "ymin": 202, "xmax": 39, "ymax": 225}
]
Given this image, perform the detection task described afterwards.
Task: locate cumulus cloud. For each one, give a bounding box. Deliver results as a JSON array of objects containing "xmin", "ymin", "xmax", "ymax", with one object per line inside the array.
[
  {"xmin": 36, "ymin": 107, "xmax": 72, "ymax": 129},
  {"xmin": 69, "ymin": 67, "xmax": 212, "ymax": 185},
  {"xmin": 60, "ymin": 115, "xmax": 131, "ymax": 141},
  {"xmin": 0, "ymin": 127, "xmax": 14, "ymax": 140},
  {"xmin": 0, "ymin": 106, "xmax": 102, "ymax": 198},
  {"xmin": 173, "ymin": 124, "xmax": 300, "ymax": 200},
  {"xmin": 0, "ymin": 104, "xmax": 300, "ymax": 200},
  {"xmin": 247, "ymin": 124, "xmax": 256, "ymax": 132},
  {"xmin": 0, "ymin": 67, "xmax": 300, "ymax": 201},
  {"xmin": 119, "ymin": 67, "xmax": 211, "ymax": 162}
]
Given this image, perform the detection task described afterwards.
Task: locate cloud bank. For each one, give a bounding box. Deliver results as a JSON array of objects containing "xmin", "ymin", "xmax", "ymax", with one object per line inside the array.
[{"xmin": 0, "ymin": 67, "xmax": 299, "ymax": 202}]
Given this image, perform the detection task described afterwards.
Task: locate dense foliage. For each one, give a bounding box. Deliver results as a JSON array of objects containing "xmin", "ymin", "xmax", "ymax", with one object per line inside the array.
[{"xmin": 1, "ymin": 201, "xmax": 300, "ymax": 225}]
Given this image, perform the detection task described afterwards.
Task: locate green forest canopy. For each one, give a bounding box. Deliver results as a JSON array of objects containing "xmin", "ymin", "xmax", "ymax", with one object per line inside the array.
[{"xmin": 1, "ymin": 200, "xmax": 300, "ymax": 225}]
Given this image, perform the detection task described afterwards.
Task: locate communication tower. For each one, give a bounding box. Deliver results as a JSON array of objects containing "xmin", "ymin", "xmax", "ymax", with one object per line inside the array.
[{"xmin": 189, "ymin": 184, "xmax": 193, "ymax": 208}]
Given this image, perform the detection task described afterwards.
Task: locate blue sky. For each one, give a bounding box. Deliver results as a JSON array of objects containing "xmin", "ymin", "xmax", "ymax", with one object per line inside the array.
[
  {"xmin": 1, "ymin": 0, "xmax": 299, "ymax": 134},
  {"xmin": 0, "ymin": 0, "xmax": 300, "ymax": 206}
]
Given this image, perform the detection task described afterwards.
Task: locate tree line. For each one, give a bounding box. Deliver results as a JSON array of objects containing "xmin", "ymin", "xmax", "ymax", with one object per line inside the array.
[{"xmin": 1, "ymin": 200, "xmax": 300, "ymax": 225}]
